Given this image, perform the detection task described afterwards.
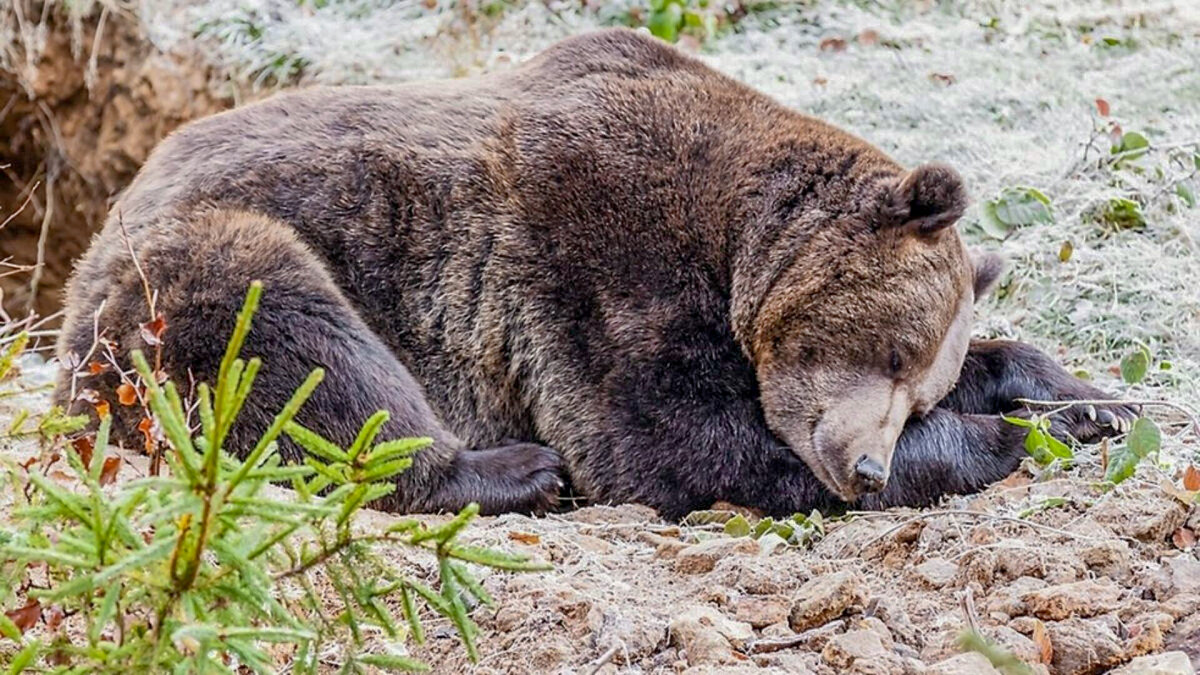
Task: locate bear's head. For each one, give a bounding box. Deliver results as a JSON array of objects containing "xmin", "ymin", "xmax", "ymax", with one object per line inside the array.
[{"xmin": 746, "ymin": 163, "xmax": 1002, "ymax": 502}]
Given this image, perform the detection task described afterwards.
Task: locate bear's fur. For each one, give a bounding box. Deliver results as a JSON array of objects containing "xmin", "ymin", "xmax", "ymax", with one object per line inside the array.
[{"xmin": 56, "ymin": 29, "xmax": 1133, "ymax": 518}]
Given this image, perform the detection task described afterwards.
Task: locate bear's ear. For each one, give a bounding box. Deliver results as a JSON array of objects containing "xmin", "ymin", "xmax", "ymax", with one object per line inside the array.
[
  {"xmin": 877, "ymin": 163, "xmax": 968, "ymax": 236},
  {"xmin": 972, "ymin": 251, "xmax": 1004, "ymax": 299}
]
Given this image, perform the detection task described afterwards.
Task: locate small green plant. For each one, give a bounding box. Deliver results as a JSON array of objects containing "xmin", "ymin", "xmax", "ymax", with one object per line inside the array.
[
  {"xmin": 1002, "ymin": 413, "xmax": 1074, "ymax": 467},
  {"xmin": 1120, "ymin": 345, "xmax": 1153, "ymax": 384},
  {"xmin": 0, "ymin": 282, "xmax": 548, "ymax": 673},
  {"xmin": 1098, "ymin": 197, "xmax": 1147, "ymax": 230},
  {"xmin": 1104, "ymin": 417, "xmax": 1161, "ymax": 485},
  {"xmin": 980, "ymin": 186, "xmax": 1054, "ymax": 240},
  {"xmin": 682, "ymin": 508, "xmax": 825, "ymax": 553}
]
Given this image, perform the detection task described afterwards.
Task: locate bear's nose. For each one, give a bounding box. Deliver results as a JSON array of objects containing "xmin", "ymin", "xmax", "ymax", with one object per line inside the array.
[{"xmin": 854, "ymin": 455, "xmax": 887, "ymax": 494}]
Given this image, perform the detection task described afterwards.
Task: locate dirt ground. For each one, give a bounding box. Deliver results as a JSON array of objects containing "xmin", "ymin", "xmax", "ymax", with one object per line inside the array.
[{"xmin": 2, "ymin": 1, "xmax": 1199, "ymax": 673}]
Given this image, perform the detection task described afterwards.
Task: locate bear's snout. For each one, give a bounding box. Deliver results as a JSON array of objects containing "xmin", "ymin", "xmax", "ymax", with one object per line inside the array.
[{"xmin": 853, "ymin": 455, "xmax": 888, "ymax": 494}]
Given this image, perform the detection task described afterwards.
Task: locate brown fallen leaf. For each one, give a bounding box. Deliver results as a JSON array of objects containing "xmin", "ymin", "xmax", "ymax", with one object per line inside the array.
[
  {"xmin": 95, "ymin": 399, "xmax": 111, "ymax": 419},
  {"xmin": 508, "ymin": 531, "xmax": 541, "ymax": 545},
  {"xmin": 929, "ymin": 72, "xmax": 956, "ymax": 85},
  {"xmin": 819, "ymin": 37, "xmax": 847, "ymax": 52},
  {"xmin": 72, "ymin": 436, "xmax": 95, "ymax": 468},
  {"xmin": 99, "ymin": 456, "xmax": 121, "ymax": 486},
  {"xmin": 117, "ymin": 382, "xmax": 138, "ymax": 406},
  {"xmin": 1095, "ymin": 98, "xmax": 1110, "ymax": 117},
  {"xmin": 1172, "ymin": 527, "xmax": 1196, "ymax": 550},
  {"xmin": 858, "ymin": 29, "xmax": 879, "ymax": 45},
  {"xmin": 1032, "ymin": 618, "xmax": 1053, "ymax": 664},
  {"xmin": 1184, "ymin": 464, "xmax": 1200, "ymax": 491},
  {"xmin": 137, "ymin": 417, "xmax": 155, "ymax": 453},
  {"xmin": 5, "ymin": 600, "xmax": 41, "ymax": 633},
  {"xmin": 1160, "ymin": 478, "xmax": 1198, "ymax": 506},
  {"xmin": 87, "ymin": 361, "xmax": 108, "ymax": 375},
  {"xmin": 140, "ymin": 313, "xmax": 168, "ymax": 347},
  {"xmin": 812, "ymin": 76, "xmax": 828, "ymax": 86}
]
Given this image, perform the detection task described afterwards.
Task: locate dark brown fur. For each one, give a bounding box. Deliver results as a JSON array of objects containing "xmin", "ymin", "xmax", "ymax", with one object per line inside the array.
[{"xmin": 56, "ymin": 29, "xmax": 1132, "ymax": 518}]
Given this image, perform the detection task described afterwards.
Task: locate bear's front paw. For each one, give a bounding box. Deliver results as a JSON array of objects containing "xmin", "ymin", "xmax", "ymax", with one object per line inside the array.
[
  {"xmin": 438, "ymin": 443, "xmax": 565, "ymax": 515},
  {"xmin": 1057, "ymin": 399, "xmax": 1140, "ymax": 443}
]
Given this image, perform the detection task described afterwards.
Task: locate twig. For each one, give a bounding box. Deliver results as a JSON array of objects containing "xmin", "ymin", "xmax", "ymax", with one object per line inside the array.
[
  {"xmin": 1015, "ymin": 398, "xmax": 1200, "ymax": 436},
  {"xmin": 583, "ymin": 645, "xmax": 620, "ymax": 675},
  {"xmin": 0, "ymin": 179, "xmax": 39, "ymax": 231},
  {"xmin": 959, "ymin": 586, "xmax": 981, "ymax": 635},
  {"xmin": 25, "ymin": 164, "xmax": 54, "ymax": 316}
]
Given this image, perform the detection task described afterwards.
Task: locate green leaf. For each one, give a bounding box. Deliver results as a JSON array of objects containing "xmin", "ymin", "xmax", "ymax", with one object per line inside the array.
[
  {"xmin": 1101, "ymin": 197, "xmax": 1146, "ymax": 230},
  {"xmin": 1001, "ymin": 414, "xmax": 1037, "ymax": 429},
  {"xmin": 1111, "ymin": 130, "xmax": 1149, "ymax": 161},
  {"xmin": 982, "ymin": 186, "xmax": 1053, "ymax": 238},
  {"xmin": 1120, "ymin": 347, "xmax": 1151, "ymax": 384},
  {"xmin": 6, "ymin": 639, "xmax": 40, "ymax": 674},
  {"xmin": 0, "ymin": 613, "xmax": 21, "ymax": 641},
  {"xmin": 1176, "ymin": 183, "xmax": 1196, "ymax": 208},
  {"xmin": 647, "ymin": 2, "xmax": 683, "ymax": 42},
  {"xmin": 1105, "ymin": 418, "xmax": 1161, "ymax": 485},
  {"xmin": 1023, "ymin": 427, "xmax": 1057, "ymax": 466},
  {"xmin": 724, "ymin": 514, "xmax": 752, "ymax": 537}
]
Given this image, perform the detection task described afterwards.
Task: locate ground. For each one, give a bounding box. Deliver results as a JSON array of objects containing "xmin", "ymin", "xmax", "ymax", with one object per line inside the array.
[{"xmin": 1, "ymin": 1, "xmax": 1198, "ymax": 673}]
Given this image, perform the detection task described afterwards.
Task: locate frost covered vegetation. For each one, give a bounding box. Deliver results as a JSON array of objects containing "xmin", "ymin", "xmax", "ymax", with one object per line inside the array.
[{"xmin": 1, "ymin": 0, "xmax": 1199, "ymax": 673}]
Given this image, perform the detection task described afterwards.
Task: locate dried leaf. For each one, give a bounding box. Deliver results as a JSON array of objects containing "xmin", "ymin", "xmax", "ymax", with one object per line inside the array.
[
  {"xmin": 1172, "ymin": 527, "xmax": 1196, "ymax": 550},
  {"xmin": 507, "ymin": 531, "xmax": 540, "ymax": 545},
  {"xmin": 1160, "ymin": 478, "xmax": 1198, "ymax": 506},
  {"xmin": 95, "ymin": 399, "xmax": 110, "ymax": 419},
  {"xmin": 137, "ymin": 416, "xmax": 155, "ymax": 453},
  {"xmin": 99, "ymin": 456, "xmax": 121, "ymax": 486},
  {"xmin": 72, "ymin": 436, "xmax": 94, "ymax": 468},
  {"xmin": 1032, "ymin": 618, "xmax": 1053, "ymax": 664},
  {"xmin": 76, "ymin": 388, "xmax": 99, "ymax": 404},
  {"xmin": 812, "ymin": 77, "xmax": 828, "ymax": 86},
  {"xmin": 1184, "ymin": 465, "xmax": 1200, "ymax": 491},
  {"xmin": 139, "ymin": 313, "xmax": 167, "ymax": 346},
  {"xmin": 858, "ymin": 29, "xmax": 879, "ymax": 45},
  {"xmin": 819, "ymin": 37, "xmax": 847, "ymax": 52},
  {"xmin": 117, "ymin": 382, "xmax": 138, "ymax": 406},
  {"xmin": 1095, "ymin": 98, "xmax": 1110, "ymax": 116},
  {"xmin": 929, "ymin": 72, "xmax": 956, "ymax": 85},
  {"xmin": 87, "ymin": 361, "xmax": 108, "ymax": 375},
  {"xmin": 5, "ymin": 600, "xmax": 41, "ymax": 633}
]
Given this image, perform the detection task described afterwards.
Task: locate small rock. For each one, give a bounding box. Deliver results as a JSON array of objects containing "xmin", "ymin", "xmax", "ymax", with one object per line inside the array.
[
  {"xmin": 820, "ymin": 629, "xmax": 886, "ymax": 669},
  {"xmin": 1109, "ymin": 651, "xmax": 1196, "ymax": 675},
  {"xmin": 914, "ymin": 557, "xmax": 959, "ymax": 588},
  {"xmin": 1166, "ymin": 554, "xmax": 1200, "ymax": 594},
  {"xmin": 1046, "ymin": 617, "xmax": 1125, "ymax": 675},
  {"xmin": 1090, "ymin": 494, "xmax": 1189, "ymax": 542},
  {"xmin": 928, "ymin": 652, "xmax": 1001, "ymax": 675},
  {"xmin": 788, "ymin": 570, "xmax": 866, "ymax": 632},
  {"xmin": 732, "ymin": 594, "xmax": 790, "ymax": 629},
  {"xmin": 986, "ymin": 624, "xmax": 1040, "ymax": 664},
  {"xmin": 1021, "ymin": 579, "xmax": 1124, "ymax": 620},
  {"xmin": 1081, "ymin": 539, "xmax": 1133, "ymax": 581},
  {"xmin": 674, "ymin": 537, "xmax": 760, "ymax": 574},
  {"xmin": 669, "ymin": 606, "xmax": 753, "ymax": 666}
]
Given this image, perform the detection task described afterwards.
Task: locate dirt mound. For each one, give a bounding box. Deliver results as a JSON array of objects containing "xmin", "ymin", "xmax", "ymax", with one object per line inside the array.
[{"xmin": 0, "ymin": 4, "xmax": 232, "ymax": 321}]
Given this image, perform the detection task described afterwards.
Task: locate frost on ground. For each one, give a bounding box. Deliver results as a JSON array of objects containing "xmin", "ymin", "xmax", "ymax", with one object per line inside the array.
[{"xmin": 2, "ymin": 0, "xmax": 1199, "ymax": 673}]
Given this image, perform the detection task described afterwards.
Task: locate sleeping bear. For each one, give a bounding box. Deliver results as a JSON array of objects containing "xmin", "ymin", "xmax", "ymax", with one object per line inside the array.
[{"xmin": 56, "ymin": 29, "xmax": 1135, "ymax": 519}]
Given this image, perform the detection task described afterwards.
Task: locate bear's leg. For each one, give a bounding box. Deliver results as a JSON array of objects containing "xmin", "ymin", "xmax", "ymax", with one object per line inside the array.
[
  {"xmin": 938, "ymin": 339, "xmax": 1138, "ymax": 441},
  {"xmin": 56, "ymin": 210, "xmax": 561, "ymax": 515},
  {"xmin": 854, "ymin": 409, "xmax": 1031, "ymax": 509}
]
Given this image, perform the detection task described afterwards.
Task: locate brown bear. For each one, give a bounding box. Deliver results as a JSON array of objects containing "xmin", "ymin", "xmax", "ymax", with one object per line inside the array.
[{"xmin": 55, "ymin": 29, "xmax": 1134, "ymax": 519}]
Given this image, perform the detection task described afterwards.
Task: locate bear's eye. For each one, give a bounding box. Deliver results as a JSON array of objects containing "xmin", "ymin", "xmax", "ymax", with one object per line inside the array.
[{"xmin": 888, "ymin": 349, "xmax": 903, "ymax": 375}]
